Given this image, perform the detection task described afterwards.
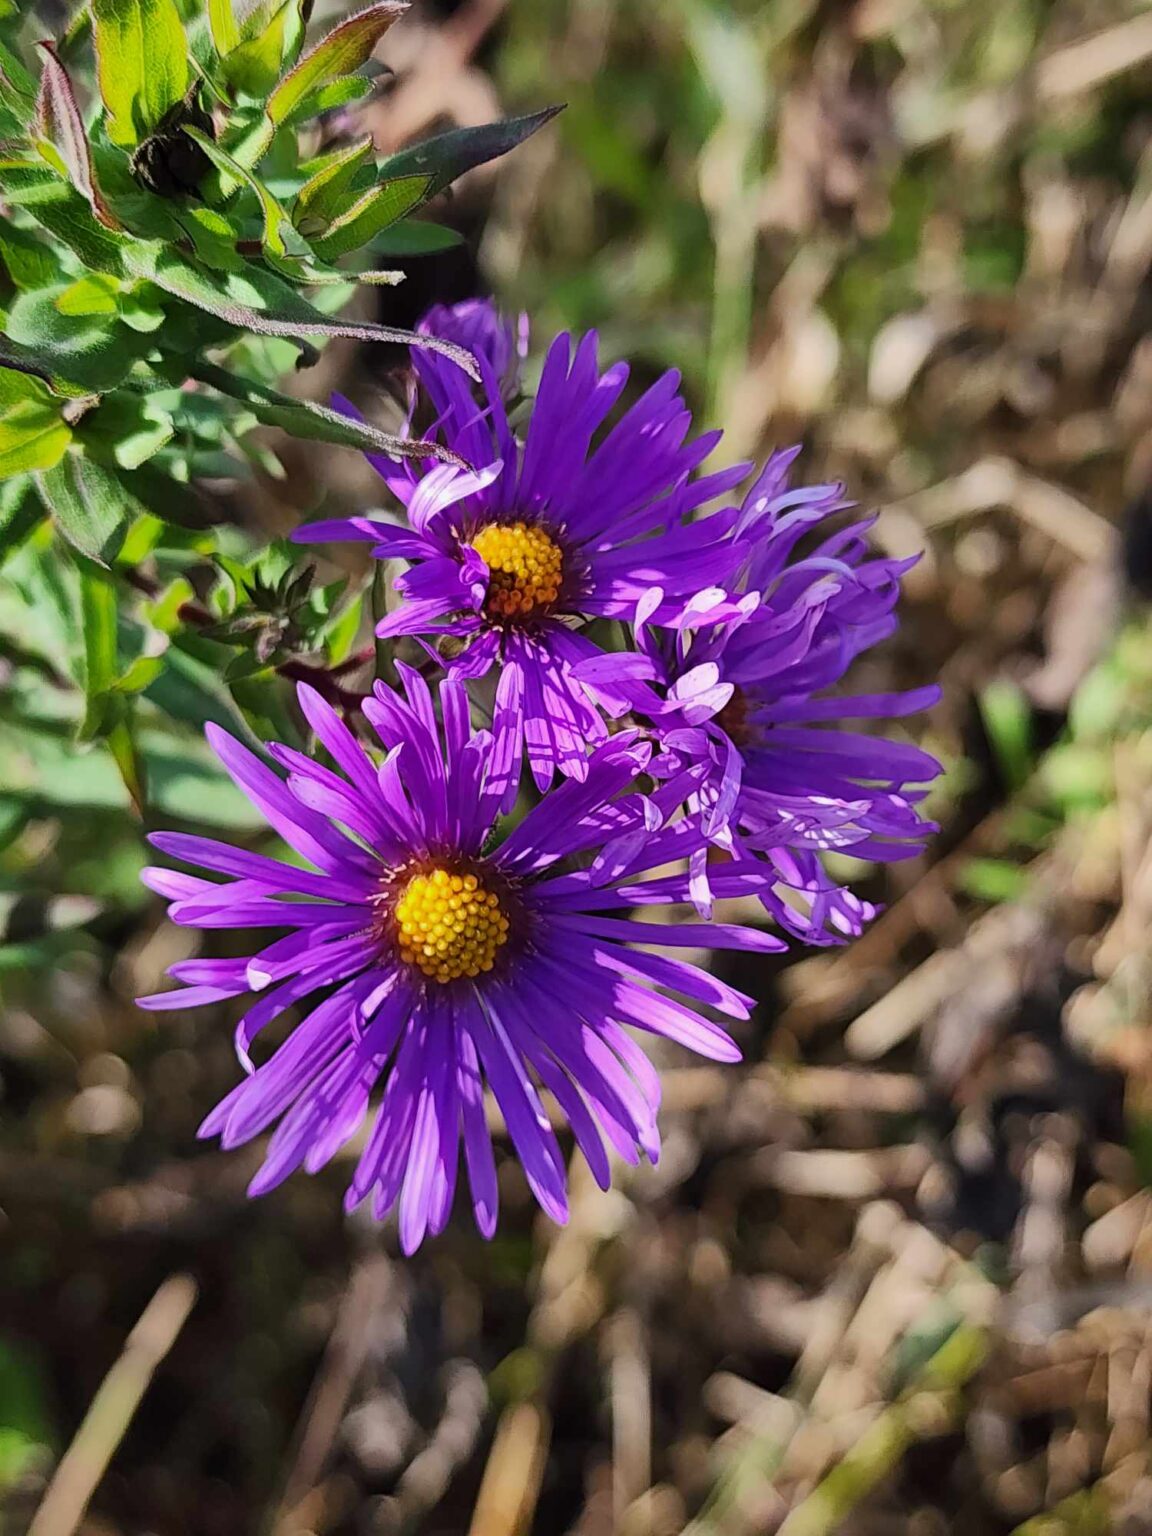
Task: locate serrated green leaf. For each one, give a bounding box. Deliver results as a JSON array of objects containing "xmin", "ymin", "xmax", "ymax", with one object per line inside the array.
[
  {"xmin": 37, "ymin": 455, "xmax": 139, "ymax": 565},
  {"xmin": 92, "ymin": 0, "xmax": 190, "ymax": 148},
  {"xmin": 376, "ymin": 106, "xmax": 563, "ymax": 195},
  {"xmin": 310, "ymin": 173, "xmax": 432, "ymax": 259},
  {"xmin": 292, "ymin": 134, "xmax": 375, "ymax": 236},
  {"xmin": 267, "ymin": 2, "xmax": 406, "ymax": 128}
]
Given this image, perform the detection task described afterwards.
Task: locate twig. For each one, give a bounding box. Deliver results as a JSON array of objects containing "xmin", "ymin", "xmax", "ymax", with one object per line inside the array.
[
  {"xmin": 270, "ymin": 1255, "xmax": 394, "ymax": 1535},
  {"xmin": 28, "ymin": 1274, "xmax": 198, "ymax": 1536}
]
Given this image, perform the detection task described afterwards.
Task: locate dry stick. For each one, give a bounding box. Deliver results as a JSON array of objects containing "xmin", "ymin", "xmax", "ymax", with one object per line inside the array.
[
  {"xmin": 270, "ymin": 1255, "xmax": 394, "ymax": 1535},
  {"xmin": 28, "ymin": 1274, "xmax": 198, "ymax": 1536}
]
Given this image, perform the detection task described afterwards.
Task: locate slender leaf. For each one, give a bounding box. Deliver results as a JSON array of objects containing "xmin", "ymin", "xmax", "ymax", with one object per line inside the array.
[
  {"xmin": 192, "ymin": 360, "xmax": 465, "ymax": 464},
  {"xmin": 91, "ymin": 0, "xmax": 190, "ymax": 148},
  {"xmin": 280, "ymin": 75, "xmax": 373, "ymax": 128},
  {"xmin": 208, "ymin": 0, "xmax": 241, "ymax": 54},
  {"xmin": 371, "ymin": 219, "xmax": 464, "ymax": 256},
  {"xmin": 76, "ymin": 555, "xmax": 118, "ymax": 738},
  {"xmin": 34, "ymin": 43, "xmax": 121, "ymax": 230},
  {"xmin": 129, "ymin": 245, "xmax": 479, "ymax": 376},
  {"xmin": 376, "ymin": 106, "xmax": 564, "ymax": 194},
  {"xmin": 311, "ymin": 173, "xmax": 432, "ymax": 259},
  {"xmin": 267, "ymin": 2, "xmax": 406, "ymax": 128},
  {"xmin": 184, "ymin": 126, "xmax": 308, "ymax": 261}
]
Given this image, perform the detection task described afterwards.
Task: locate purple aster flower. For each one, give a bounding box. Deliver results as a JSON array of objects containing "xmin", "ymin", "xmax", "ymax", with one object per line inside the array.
[
  {"xmin": 138, "ymin": 670, "xmax": 780, "ymax": 1250},
  {"xmin": 293, "ymin": 298, "xmax": 749, "ymax": 793},
  {"xmin": 575, "ymin": 449, "xmax": 942, "ymax": 946},
  {"xmin": 419, "ymin": 297, "xmax": 526, "ymax": 395}
]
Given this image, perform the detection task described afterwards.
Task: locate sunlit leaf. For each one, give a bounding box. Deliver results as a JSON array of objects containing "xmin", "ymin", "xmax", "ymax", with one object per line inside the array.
[
  {"xmin": 266, "ymin": 1, "xmax": 406, "ymax": 129},
  {"xmin": 33, "ymin": 43, "xmax": 121, "ymax": 231},
  {"xmin": 310, "ymin": 173, "xmax": 433, "ymax": 259},
  {"xmin": 91, "ymin": 0, "xmax": 190, "ymax": 149},
  {"xmin": 292, "ymin": 135, "xmax": 375, "ymax": 236}
]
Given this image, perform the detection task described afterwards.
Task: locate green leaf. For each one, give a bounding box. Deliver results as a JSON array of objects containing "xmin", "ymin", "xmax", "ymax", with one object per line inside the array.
[
  {"xmin": 76, "ymin": 555, "xmax": 118, "ymax": 738},
  {"xmin": 371, "ymin": 218, "xmax": 464, "ymax": 255},
  {"xmin": 5, "ymin": 286, "xmax": 147, "ymax": 394},
  {"xmin": 0, "ymin": 477, "xmax": 45, "ymax": 566},
  {"xmin": 0, "ymin": 375, "xmax": 72, "ymax": 478},
  {"xmin": 92, "ymin": 0, "xmax": 190, "ymax": 148},
  {"xmin": 0, "ymin": 165, "xmax": 128, "ymax": 277},
  {"xmin": 978, "ymin": 679, "xmax": 1033, "ymax": 794},
  {"xmin": 36, "ymin": 455, "xmax": 139, "ymax": 565},
  {"xmin": 174, "ymin": 204, "xmax": 245, "ymax": 270},
  {"xmin": 75, "ymin": 394, "xmax": 174, "ymax": 471},
  {"xmin": 292, "ymin": 134, "xmax": 375, "ymax": 236},
  {"xmin": 280, "ymin": 74, "xmax": 373, "ymax": 129},
  {"xmin": 267, "ymin": 2, "xmax": 406, "ymax": 129},
  {"xmin": 55, "ymin": 273, "xmax": 122, "ymax": 316},
  {"xmin": 208, "ymin": 0, "xmax": 241, "ymax": 54},
  {"xmin": 184, "ymin": 126, "xmax": 308, "ymax": 263},
  {"xmin": 310, "ymin": 173, "xmax": 432, "ymax": 259},
  {"xmin": 33, "ymin": 43, "xmax": 121, "ymax": 231},
  {"xmin": 191, "ymin": 359, "xmax": 464, "ymax": 465},
  {"xmin": 219, "ymin": 0, "xmax": 305, "ymax": 99},
  {"xmin": 376, "ymin": 106, "xmax": 563, "ymax": 195},
  {"xmin": 0, "ymin": 221, "xmax": 61, "ymax": 290},
  {"xmin": 129, "ymin": 244, "xmax": 479, "ymax": 377},
  {"xmin": 0, "ymin": 338, "xmax": 88, "ymax": 402}
]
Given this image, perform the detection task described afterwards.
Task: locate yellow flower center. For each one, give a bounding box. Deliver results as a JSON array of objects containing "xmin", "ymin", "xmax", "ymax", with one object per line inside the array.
[
  {"xmin": 393, "ymin": 867, "xmax": 510, "ymax": 984},
  {"xmin": 471, "ymin": 521, "xmax": 564, "ymax": 620}
]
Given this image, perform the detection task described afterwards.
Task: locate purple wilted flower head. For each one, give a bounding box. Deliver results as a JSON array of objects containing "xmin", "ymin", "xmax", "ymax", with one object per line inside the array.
[
  {"xmin": 138, "ymin": 671, "xmax": 780, "ymax": 1249},
  {"xmin": 294, "ymin": 298, "xmax": 749, "ymax": 792},
  {"xmin": 576, "ymin": 449, "xmax": 942, "ymax": 946}
]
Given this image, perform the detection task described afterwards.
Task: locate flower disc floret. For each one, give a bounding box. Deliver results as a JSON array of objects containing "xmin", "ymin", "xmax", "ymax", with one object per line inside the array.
[
  {"xmin": 393, "ymin": 867, "xmax": 510, "ymax": 982},
  {"xmin": 471, "ymin": 521, "xmax": 564, "ymax": 620}
]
